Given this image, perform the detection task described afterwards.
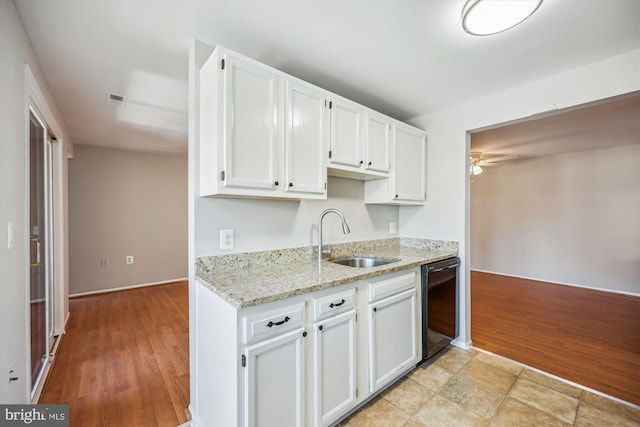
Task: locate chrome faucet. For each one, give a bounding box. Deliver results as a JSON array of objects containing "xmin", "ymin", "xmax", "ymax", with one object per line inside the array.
[{"xmin": 317, "ymin": 208, "xmax": 351, "ymax": 261}]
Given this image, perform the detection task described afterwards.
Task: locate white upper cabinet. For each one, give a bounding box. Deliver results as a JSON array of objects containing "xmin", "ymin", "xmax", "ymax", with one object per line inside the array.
[
  {"xmin": 392, "ymin": 123, "xmax": 426, "ymax": 202},
  {"xmin": 364, "ymin": 121, "xmax": 426, "ymax": 205},
  {"xmin": 199, "ymin": 46, "xmax": 326, "ymax": 199},
  {"xmin": 222, "ymin": 53, "xmax": 280, "ymax": 192},
  {"xmin": 328, "ymin": 99, "xmax": 391, "ymax": 179},
  {"xmin": 199, "ymin": 46, "xmax": 425, "ymax": 202},
  {"xmin": 285, "ymin": 80, "xmax": 328, "ymax": 196},
  {"xmin": 329, "ymin": 98, "xmax": 364, "ymax": 169},
  {"xmin": 364, "ymin": 111, "xmax": 392, "ymax": 173}
]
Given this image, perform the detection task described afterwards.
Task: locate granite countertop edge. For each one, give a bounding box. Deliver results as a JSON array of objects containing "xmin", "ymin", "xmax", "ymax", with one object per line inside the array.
[{"xmin": 195, "ymin": 239, "xmax": 458, "ymax": 309}]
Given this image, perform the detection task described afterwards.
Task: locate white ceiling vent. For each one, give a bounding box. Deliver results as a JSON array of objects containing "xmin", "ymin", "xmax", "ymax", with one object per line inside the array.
[{"xmin": 107, "ymin": 93, "xmax": 126, "ymax": 106}]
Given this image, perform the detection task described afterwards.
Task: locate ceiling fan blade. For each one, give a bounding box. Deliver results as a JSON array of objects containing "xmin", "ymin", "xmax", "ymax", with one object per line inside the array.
[
  {"xmin": 478, "ymin": 160, "xmax": 497, "ymax": 167},
  {"xmin": 481, "ymin": 154, "xmax": 519, "ymax": 164}
]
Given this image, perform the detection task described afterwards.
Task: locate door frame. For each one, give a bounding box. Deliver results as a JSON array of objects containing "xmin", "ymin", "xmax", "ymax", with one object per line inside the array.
[{"xmin": 25, "ymin": 65, "xmax": 67, "ymax": 402}]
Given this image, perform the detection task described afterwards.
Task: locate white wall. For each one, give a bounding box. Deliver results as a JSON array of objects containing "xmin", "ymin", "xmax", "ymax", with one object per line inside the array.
[
  {"xmin": 68, "ymin": 145, "xmax": 188, "ymax": 295},
  {"xmin": 471, "ymin": 145, "xmax": 639, "ymax": 294},
  {"xmin": 400, "ymin": 48, "xmax": 640, "ymax": 346},
  {"xmin": 195, "ymin": 176, "xmax": 399, "ymax": 256},
  {"xmin": 0, "ymin": 1, "xmax": 73, "ymax": 403}
]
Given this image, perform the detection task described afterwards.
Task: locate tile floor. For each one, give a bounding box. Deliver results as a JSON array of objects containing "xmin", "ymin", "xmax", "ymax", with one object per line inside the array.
[{"xmin": 340, "ymin": 346, "xmax": 640, "ymax": 427}]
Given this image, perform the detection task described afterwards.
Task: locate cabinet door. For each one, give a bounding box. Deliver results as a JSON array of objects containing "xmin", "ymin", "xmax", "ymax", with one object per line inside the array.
[
  {"xmin": 313, "ymin": 310, "xmax": 357, "ymax": 427},
  {"xmin": 369, "ymin": 288, "xmax": 418, "ymax": 392},
  {"xmin": 244, "ymin": 329, "xmax": 305, "ymax": 427},
  {"xmin": 222, "ymin": 53, "xmax": 280, "ymax": 191},
  {"xmin": 365, "ymin": 112, "xmax": 391, "ymax": 173},
  {"xmin": 285, "ymin": 80, "xmax": 328, "ymax": 196},
  {"xmin": 329, "ymin": 99, "xmax": 364, "ymax": 168},
  {"xmin": 392, "ymin": 124, "xmax": 426, "ymax": 202}
]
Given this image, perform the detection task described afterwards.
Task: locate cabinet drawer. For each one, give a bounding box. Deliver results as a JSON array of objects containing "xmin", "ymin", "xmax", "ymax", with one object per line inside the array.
[
  {"xmin": 313, "ymin": 288, "xmax": 356, "ymax": 321},
  {"xmin": 368, "ymin": 271, "xmax": 417, "ymax": 303},
  {"xmin": 244, "ymin": 302, "xmax": 305, "ymax": 345}
]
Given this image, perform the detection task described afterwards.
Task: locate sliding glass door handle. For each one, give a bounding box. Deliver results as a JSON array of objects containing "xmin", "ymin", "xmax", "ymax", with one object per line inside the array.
[{"xmin": 30, "ymin": 236, "xmax": 41, "ymax": 267}]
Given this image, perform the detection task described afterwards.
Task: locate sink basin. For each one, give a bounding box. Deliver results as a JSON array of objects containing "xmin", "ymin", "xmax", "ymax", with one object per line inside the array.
[{"xmin": 329, "ymin": 256, "xmax": 400, "ymax": 268}]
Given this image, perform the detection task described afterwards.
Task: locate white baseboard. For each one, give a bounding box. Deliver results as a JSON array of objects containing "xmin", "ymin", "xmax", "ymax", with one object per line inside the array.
[
  {"xmin": 451, "ymin": 338, "xmax": 472, "ymax": 350},
  {"xmin": 185, "ymin": 404, "xmax": 197, "ymax": 426},
  {"xmin": 69, "ymin": 277, "xmax": 188, "ymax": 298}
]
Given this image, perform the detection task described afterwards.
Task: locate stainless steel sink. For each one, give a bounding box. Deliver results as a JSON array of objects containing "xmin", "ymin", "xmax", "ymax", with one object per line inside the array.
[{"xmin": 329, "ymin": 256, "xmax": 400, "ymax": 268}]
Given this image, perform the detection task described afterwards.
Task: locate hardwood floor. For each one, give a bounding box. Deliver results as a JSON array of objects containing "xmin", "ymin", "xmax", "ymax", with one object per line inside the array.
[
  {"xmin": 39, "ymin": 281, "xmax": 190, "ymax": 427},
  {"xmin": 471, "ymin": 270, "xmax": 640, "ymax": 406}
]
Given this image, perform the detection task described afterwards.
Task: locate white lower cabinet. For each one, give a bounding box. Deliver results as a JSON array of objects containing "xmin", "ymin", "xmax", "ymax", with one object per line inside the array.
[
  {"xmin": 244, "ymin": 328, "xmax": 306, "ymax": 427},
  {"xmin": 368, "ymin": 288, "xmax": 419, "ymax": 392},
  {"xmin": 312, "ymin": 310, "xmax": 357, "ymax": 426},
  {"xmin": 193, "ymin": 268, "xmax": 421, "ymax": 427},
  {"xmin": 367, "ymin": 271, "xmax": 420, "ymax": 393}
]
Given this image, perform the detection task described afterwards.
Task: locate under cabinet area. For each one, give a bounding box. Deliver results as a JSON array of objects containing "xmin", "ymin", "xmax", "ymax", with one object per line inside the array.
[
  {"xmin": 198, "ymin": 45, "xmax": 426, "ymax": 204},
  {"xmin": 193, "ymin": 267, "xmax": 421, "ymax": 427}
]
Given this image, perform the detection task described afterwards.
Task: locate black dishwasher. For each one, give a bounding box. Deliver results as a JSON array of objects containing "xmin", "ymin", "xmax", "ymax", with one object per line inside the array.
[{"xmin": 421, "ymin": 257, "xmax": 460, "ymax": 361}]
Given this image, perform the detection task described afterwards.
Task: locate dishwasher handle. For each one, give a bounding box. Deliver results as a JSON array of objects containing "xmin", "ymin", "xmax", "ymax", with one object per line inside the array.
[{"xmin": 426, "ymin": 257, "xmax": 460, "ymax": 273}]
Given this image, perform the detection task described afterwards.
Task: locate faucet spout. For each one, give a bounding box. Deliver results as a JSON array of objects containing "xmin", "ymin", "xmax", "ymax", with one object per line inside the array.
[{"xmin": 317, "ymin": 209, "xmax": 350, "ymax": 261}]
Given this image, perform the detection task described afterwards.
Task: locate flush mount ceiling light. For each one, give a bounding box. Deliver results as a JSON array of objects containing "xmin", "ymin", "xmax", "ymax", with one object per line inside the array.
[{"xmin": 462, "ymin": 0, "xmax": 543, "ymax": 36}]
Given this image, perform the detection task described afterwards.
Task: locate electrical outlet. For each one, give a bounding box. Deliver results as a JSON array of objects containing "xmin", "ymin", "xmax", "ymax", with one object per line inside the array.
[
  {"xmin": 389, "ymin": 222, "xmax": 398, "ymax": 234},
  {"xmin": 126, "ymin": 255, "xmax": 134, "ymax": 265},
  {"xmin": 220, "ymin": 229, "xmax": 234, "ymax": 250},
  {"xmin": 100, "ymin": 257, "xmax": 110, "ymax": 267}
]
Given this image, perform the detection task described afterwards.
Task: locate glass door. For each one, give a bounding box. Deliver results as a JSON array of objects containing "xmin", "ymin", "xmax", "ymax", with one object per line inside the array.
[{"xmin": 29, "ymin": 109, "xmax": 54, "ymax": 395}]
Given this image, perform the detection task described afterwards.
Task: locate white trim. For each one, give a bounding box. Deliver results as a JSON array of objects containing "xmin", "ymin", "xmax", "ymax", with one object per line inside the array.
[
  {"xmin": 69, "ymin": 278, "xmax": 188, "ymax": 298},
  {"xmin": 187, "ymin": 403, "xmax": 197, "ymax": 426},
  {"xmin": 472, "ymin": 347, "xmax": 640, "ymax": 410},
  {"xmin": 450, "ymin": 338, "xmax": 472, "ymax": 350},
  {"xmin": 25, "ymin": 64, "xmax": 68, "ymax": 402},
  {"xmin": 26, "ymin": 66, "xmax": 63, "ymax": 140},
  {"xmin": 64, "ymin": 311, "xmax": 70, "ymax": 329},
  {"xmin": 470, "ymin": 268, "xmax": 640, "ymax": 297},
  {"xmin": 30, "ymin": 358, "xmax": 51, "ymax": 404}
]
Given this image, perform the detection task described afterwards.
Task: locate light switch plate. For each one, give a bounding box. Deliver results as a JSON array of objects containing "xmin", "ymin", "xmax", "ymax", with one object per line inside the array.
[
  {"xmin": 389, "ymin": 222, "xmax": 398, "ymax": 234},
  {"xmin": 220, "ymin": 229, "xmax": 234, "ymax": 250}
]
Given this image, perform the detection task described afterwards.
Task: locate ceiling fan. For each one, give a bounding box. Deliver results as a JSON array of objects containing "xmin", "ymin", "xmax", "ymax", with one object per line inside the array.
[{"xmin": 470, "ymin": 152, "xmax": 519, "ymax": 176}]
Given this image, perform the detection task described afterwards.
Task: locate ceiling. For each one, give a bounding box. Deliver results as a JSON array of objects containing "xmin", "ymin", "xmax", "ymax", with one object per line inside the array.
[
  {"xmin": 471, "ymin": 91, "xmax": 640, "ymax": 160},
  {"xmin": 15, "ymin": 0, "xmax": 640, "ymax": 154}
]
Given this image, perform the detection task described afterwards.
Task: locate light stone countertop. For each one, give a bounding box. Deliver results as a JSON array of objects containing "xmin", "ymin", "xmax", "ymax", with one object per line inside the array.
[{"xmin": 195, "ymin": 238, "xmax": 458, "ymax": 309}]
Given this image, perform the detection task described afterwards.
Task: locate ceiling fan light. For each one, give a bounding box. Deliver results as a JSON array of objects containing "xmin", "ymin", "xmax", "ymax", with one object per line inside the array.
[
  {"xmin": 472, "ymin": 165, "xmax": 484, "ymax": 176},
  {"xmin": 462, "ymin": 0, "xmax": 543, "ymax": 36}
]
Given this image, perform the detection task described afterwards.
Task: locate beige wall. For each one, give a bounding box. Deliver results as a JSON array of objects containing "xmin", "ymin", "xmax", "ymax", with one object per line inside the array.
[
  {"xmin": 471, "ymin": 144, "xmax": 640, "ymax": 294},
  {"xmin": 69, "ymin": 145, "xmax": 187, "ymax": 295},
  {"xmin": 400, "ymin": 49, "xmax": 640, "ymax": 346}
]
